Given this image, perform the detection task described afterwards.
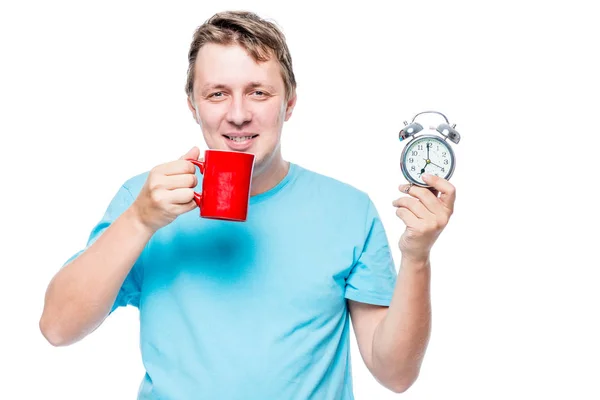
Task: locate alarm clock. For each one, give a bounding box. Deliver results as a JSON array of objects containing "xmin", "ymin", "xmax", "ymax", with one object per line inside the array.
[{"xmin": 399, "ymin": 110, "xmax": 461, "ymax": 188}]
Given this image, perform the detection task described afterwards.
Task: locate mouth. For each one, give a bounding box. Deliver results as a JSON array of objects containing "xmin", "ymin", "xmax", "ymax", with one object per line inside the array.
[{"xmin": 222, "ymin": 134, "xmax": 259, "ymax": 150}]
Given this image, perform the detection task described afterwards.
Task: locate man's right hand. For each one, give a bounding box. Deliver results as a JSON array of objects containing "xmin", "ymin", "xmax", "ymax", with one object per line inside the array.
[{"xmin": 131, "ymin": 146, "xmax": 202, "ymax": 233}]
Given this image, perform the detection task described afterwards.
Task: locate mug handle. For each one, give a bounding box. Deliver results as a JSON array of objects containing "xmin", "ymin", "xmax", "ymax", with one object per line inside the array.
[{"xmin": 186, "ymin": 158, "xmax": 205, "ymax": 208}]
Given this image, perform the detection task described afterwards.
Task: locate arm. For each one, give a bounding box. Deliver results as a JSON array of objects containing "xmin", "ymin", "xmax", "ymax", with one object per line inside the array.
[
  {"xmin": 349, "ymin": 256, "xmax": 431, "ymax": 393},
  {"xmin": 350, "ymin": 173, "xmax": 455, "ymax": 393},
  {"xmin": 39, "ymin": 207, "xmax": 153, "ymax": 346},
  {"xmin": 39, "ymin": 147, "xmax": 201, "ymax": 346}
]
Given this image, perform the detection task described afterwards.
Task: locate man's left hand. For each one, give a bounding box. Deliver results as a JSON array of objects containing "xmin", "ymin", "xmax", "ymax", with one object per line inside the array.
[{"xmin": 392, "ymin": 173, "xmax": 456, "ymax": 263}]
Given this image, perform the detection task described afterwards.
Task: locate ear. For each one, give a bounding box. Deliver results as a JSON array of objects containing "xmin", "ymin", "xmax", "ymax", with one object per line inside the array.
[
  {"xmin": 187, "ymin": 96, "xmax": 200, "ymax": 124},
  {"xmin": 284, "ymin": 92, "xmax": 297, "ymax": 121}
]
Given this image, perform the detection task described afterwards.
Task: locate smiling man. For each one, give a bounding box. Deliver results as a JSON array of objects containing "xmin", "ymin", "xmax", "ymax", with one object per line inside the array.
[{"xmin": 39, "ymin": 10, "xmax": 456, "ymax": 400}]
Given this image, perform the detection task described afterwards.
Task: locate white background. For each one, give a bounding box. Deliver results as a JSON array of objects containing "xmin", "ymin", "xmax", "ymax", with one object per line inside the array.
[{"xmin": 1, "ymin": 0, "xmax": 599, "ymax": 399}]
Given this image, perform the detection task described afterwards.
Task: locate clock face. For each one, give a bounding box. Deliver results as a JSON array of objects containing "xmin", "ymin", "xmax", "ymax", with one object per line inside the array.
[{"xmin": 402, "ymin": 135, "xmax": 454, "ymax": 185}]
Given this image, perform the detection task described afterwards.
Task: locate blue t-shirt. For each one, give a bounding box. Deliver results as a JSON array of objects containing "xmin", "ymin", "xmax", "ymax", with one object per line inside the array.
[{"xmin": 66, "ymin": 162, "xmax": 398, "ymax": 399}]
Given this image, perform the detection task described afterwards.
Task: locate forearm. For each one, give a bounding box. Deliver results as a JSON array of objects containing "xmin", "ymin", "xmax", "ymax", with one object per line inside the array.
[
  {"xmin": 40, "ymin": 206, "xmax": 153, "ymax": 346},
  {"xmin": 371, "ymin": 256, "xmax": 431, "ymax": 392}
]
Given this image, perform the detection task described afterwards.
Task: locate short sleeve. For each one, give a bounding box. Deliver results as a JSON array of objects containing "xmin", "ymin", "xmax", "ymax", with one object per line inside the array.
[
  {"xmin": 62, "ymin": 184, "xmax": 143, "ymax": 314},
  {"xmin": 345, "ymin": 197, "xmax": 397, "ymax": 306}
]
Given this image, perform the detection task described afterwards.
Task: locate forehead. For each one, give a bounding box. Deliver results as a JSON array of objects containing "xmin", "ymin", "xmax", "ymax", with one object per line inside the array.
[{"xmin": 194, "ymin": 43, "xmax": 283, "ymax": 88}]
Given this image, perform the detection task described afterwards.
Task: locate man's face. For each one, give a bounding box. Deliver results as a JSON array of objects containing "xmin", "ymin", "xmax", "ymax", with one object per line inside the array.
[{"xmin": 188, "ymin": 43, "xmax": 296, "ymax": 174}]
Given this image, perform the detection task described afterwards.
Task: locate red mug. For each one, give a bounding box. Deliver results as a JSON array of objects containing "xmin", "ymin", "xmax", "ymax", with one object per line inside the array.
[{"xmin": 187, "ymin": 150, "xmax": 255, "ymax": 222}]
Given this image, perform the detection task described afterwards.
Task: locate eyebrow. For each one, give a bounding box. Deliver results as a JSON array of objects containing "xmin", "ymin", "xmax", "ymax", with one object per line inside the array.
[
  {"xmin": 201, "ymin": 83, "xmax": 226, "ymax": 91},
  {"xmin": 248, "ymin": 82, "xmax": 276, "ymax": 91}
]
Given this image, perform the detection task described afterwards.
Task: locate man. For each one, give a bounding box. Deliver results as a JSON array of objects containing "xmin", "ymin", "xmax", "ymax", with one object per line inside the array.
[{"xmin": 40, "ymin": 10, "xmax": 456, "ymax": 400}]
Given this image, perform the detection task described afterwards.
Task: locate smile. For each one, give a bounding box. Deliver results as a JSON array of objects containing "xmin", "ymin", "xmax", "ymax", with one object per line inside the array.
[{"xmin": 222, "ymin": 134, "xmax": 259, "ymax": 151}]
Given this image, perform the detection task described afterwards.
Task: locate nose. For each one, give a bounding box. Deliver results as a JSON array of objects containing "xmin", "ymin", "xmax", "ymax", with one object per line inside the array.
[{"xmin": 226, "ymin": 96, "xmax": 252, "ymax": 126}]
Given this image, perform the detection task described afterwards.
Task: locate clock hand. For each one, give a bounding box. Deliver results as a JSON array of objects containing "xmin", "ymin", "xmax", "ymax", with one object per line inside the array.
[{"xmin": 423, "ymin": 158, "xmax": 443, "ymax": 170}]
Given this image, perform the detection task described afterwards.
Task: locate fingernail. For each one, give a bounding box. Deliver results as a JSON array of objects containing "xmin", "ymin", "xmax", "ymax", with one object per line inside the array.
[{"xmin": 422, "ymin": 173, "xmax": 432, "ymax": 180}]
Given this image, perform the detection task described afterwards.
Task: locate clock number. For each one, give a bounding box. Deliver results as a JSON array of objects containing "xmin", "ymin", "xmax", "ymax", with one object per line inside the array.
[
  {"xmin": 409, "ymin": 158, "xmax": 414, "ymax": 163},
  {"xmin": 410, "ymin": 166, "xmax": 416, "ymax": 171},
  {"xmin": 412, "ymin": 151, "xmax": 418, "ymax": 156},
  {"xmin": 441, "ymin": 168, "xmax": 445, "ymax": 173},
  {"xmin": 444, "ymin": 159, "xmax": 449, "ymax": 165},
  {"xmin": 442, "ymin": 152, "xmax": 447, "ymax": 157},
  {"xmin": 417, "ymin": 145, "xmax": 423, "ymax": 150}
]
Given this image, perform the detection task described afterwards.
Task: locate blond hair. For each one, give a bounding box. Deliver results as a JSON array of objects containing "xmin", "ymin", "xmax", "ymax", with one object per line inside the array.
[{"xmin": 185, "ymin": 11, "xmax": 297, "ymax": 102}]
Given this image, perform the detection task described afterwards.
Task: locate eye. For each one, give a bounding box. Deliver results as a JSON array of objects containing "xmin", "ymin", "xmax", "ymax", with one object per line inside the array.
[
  {"xmin": 209, "ymin": 92, "xmax": 224, "ymax": 98},
  {"xmin": 253, "ymin": 90, "xmax": 265, "ymax": 96}
]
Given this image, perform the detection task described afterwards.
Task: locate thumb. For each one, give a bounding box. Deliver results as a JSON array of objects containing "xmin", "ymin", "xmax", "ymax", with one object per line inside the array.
[{"xmin": 180, "ymin": 146, "xmax": 200, "ymax": 161}]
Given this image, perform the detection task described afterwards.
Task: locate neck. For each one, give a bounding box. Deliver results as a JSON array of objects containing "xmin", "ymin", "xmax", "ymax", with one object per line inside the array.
[{"xmin": 250, "ymin": 152, "xmax": 289, "ymax": 196}]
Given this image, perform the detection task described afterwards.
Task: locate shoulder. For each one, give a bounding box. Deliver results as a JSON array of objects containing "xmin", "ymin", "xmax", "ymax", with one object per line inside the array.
[
  {"xmin": 292, "ymin": 163, "xmax": 372, "ymax": 210},
  {"xmin": 97, "ymin": 171, "xmax": 149, "ymax": 216},
  {"xmin": 120, "ymin": 170, "xmax": 150, "ymax": 198},
  {"xmin": 290, "ymin": 164, "xmax": 388, "ymax": 245}
]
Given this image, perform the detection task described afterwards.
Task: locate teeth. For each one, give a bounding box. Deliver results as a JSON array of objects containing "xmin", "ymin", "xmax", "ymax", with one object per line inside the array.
[{"xmin": 228, "ymin": 136, "xmax": 254, "ymax": 142}]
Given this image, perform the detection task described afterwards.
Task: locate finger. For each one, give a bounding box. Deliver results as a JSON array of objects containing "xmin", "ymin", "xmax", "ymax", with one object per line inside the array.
[
  {"xmin": 169, "ymin": 188, "xmax": 196, "ymax": 204},
  {"xmin": 163, "ymin": 173, "xmax": 197, "ymax": 190},
  {"xmin": 422, "ymin": 173, "xmax": 456, "ymax": 210},
  {"xmin": 160, "ymin": 159, "xmax": 197, "ymax": 176},
  {"xmin": 392, "ymin": 197, "xmax": 432, "ymax": 219},
  {"xmin": 398, "ymin": 183, "xmax": 444, "ymax": 215},
  {"xmin": 179, "ymin": 146, "xmax": 200, "ymax": 161},
  {"xmin": 173, "ymin": 200, "xmax": 198, "ymax": 215},
  {"xmin": 395, "ymin": 207, "xmax": 419, "ymax": 227}
]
